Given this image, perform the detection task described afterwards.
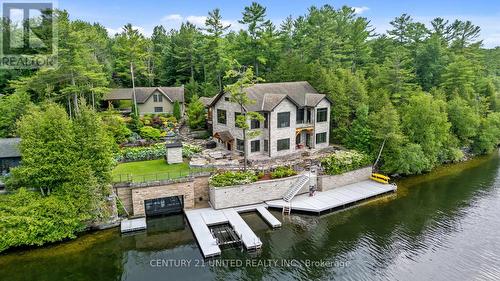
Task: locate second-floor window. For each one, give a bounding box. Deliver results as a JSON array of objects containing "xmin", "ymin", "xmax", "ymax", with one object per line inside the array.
[
  {"xmin": 251, "ymin": 118, "xmax": 260, "ymax": 129},
  {"xmin": 217, "ymin": 109, "xmax": 227, "ymax": 124},
  {"xmin": 153, "ymin": 93, "xmax": 163, "ymax": 102},
  {"xmin": 235, "ymin": 112, "xmax": 242, "ymax": 128},
  {"xmin": 317, "ymin": 108, "xmax": 327, "ymax": 122},
  {"xmin": 263, "ymin": 113, "xmax": 269, "ymax": 128},
  {"xmin": 277, "ymin": 112, "xmax": 290, "ymax": 128},
  {"xmin": 296, "ymin": 108, "xmax": 304, "ymax": 124}
]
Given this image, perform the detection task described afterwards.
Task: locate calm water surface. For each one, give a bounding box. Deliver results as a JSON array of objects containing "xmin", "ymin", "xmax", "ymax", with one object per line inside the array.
[{"xmin": 1, "ymin": 151, "xmax": 500, "ymax": 281}]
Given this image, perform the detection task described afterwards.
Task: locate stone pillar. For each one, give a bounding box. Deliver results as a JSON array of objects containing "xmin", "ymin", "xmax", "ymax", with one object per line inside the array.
[{"xmin": 166, "ymin": 145, "xmax": 182, "ymax": 164}]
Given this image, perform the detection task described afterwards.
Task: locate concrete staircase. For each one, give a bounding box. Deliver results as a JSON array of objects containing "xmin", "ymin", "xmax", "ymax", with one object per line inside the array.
[{"xmin": 282, "ymin": 175, "xmax": 309, "ymax": 202}]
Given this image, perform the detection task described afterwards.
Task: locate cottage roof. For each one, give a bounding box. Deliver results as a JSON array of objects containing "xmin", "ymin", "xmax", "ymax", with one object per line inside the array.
[
  {"xmin": 0, "ymin": 138, "xmax": 21, "ymax": 158},
  {"xmin": 199, "ymin": 96, "xmax": 214, "ymax": 107},
  {"xmin": 103, "ymin": 87, "xmax": 184, "ymax": 104}
]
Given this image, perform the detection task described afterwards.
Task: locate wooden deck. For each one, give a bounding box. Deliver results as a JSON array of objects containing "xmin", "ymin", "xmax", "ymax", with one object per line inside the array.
[{"xmin": 266, "ymin": 180, "xmax": 396, "ymax": 214}]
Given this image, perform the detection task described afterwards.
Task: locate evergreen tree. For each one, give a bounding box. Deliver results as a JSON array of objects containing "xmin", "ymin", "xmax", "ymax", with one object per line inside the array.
[
  {"xmin": 186, "ymin": 94, "xmax": 206, "ymax": 129},
  {"xmin": 173, "ymin": 101, "xmax": 182, "ymax": 120}
]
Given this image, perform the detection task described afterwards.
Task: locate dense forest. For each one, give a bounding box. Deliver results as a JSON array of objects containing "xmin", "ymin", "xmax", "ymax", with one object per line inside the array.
[{"xmin": 1, "ymin": 3, "xmax": 500, "ymax": 175}]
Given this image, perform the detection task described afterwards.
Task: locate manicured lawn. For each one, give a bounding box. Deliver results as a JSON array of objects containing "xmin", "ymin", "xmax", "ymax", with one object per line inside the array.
[{"xmin": 112, "ymin": 159, "xmax": 192, "ymax": 182}]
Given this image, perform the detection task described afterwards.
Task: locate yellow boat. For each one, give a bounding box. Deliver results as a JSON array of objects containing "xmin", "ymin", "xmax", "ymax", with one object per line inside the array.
[{"xmin": 370, "ymin": 173, "xmax": 390, "ymax": 184}]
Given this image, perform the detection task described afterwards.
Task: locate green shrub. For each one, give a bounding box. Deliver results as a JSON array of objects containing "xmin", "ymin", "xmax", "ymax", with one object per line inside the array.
[
  {"xmin": 182, "ymin": 143, "xmax": 202, "ymax": 158},
  {"xmin": 321, "ymin": 150, "xmax": 371, "ymax": 175},
  {"xmin": 116, "ymin": 143, "xmax": 165, "ymax": 162},
  {"xmin": 173, "ymin": 101, "xmax": 182, "ymax": 120},
  {"xmin": 139, "ymin": 126, "xmax": 162, "ymax": 141},
  {"xmin": 209, "ymin": 171, "xmax": 258, "ymax": 187},
  {"xmin": 0, "ymin": 189, "xmax": 84, "ymax": 253},
  {"xmin": 270, "ymin": 166, "xmax": 297, "ymax": 179},
  {"xmin": 101, "ymin": 112, "xmax": 131, "ymax": 144}
]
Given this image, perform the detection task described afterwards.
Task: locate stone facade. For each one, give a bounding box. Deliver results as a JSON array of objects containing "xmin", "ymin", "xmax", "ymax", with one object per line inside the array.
[
  {"xmin": 131, "ymin": 180, "xmax": 194, "ymax": 216},
  {"xmin": 317, "ymin": 166, "xmax": 372, "ymax": 191},
  {"xmin": 313, "ymin": 98, "xmax": 330, "ymax": 149},
  {"xmin": 209, "ymin": 174, "xmax": 309, "ymax": 209},
  {"xmin": 211, "ymin": 92, "xmax": 331, "ymax": 159},
  {"xmin": 269, "ymin": 99, "xmax": 297, "ymax": 157},
  {"xmin": 115, "ymin": 175, "xmax": 210, "ymax": 217}
]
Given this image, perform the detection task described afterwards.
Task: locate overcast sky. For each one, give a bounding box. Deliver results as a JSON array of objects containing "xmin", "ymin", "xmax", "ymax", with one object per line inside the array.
[{"xmin": 59, "ymin": 0, "xmax": 500, "ymax": 48}]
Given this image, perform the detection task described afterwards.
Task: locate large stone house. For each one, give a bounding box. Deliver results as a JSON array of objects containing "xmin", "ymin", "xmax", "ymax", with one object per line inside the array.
[
  {"xmin": 102, "ymin": 86, "xmax": 185, "ymax": 115},
  {"xmin": 209, "ymin": 81, "xmax": 331, "ymax": 159}
]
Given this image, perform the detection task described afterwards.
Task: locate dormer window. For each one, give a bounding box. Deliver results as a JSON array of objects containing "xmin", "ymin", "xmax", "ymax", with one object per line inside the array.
[{"xmin": 153, "ymin": 93, "xmax": 163, "ymax": 102}]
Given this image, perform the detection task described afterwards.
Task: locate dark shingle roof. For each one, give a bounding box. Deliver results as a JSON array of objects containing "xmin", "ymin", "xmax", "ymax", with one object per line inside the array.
[
  {"xmin": 211, "ymin": 81, "xmax": 329, "ymax": 111},
  {"xmin": 103, "ymin": 86, "xmax": 184, "ymax": 104},
  {"xmin": 0, "ymin": 138, "xmax": 21, "ymax": 158}
]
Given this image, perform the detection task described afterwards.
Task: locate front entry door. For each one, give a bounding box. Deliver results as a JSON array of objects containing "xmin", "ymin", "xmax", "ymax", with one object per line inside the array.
[{"xmin": 306, "ymin": 133, "xmax": 311, "ymax": 148}]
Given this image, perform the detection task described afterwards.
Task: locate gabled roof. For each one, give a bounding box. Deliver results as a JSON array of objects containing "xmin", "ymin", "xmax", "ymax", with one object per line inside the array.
[
  {"xmin": 103, "ymin": 86, "xmax": 184, "ymax": 104},
  {"xmin": 0, "ymin": 138, "xmax": 21, "ymax": 158},
  {"xmin": 199, "ymin": 96, "xmax": 214, "ymax": 107},
  {"xmin": 214, "ymin": 131, "xmax": 234, "ymax": 142},
  {"xmin": 210, "ymin": 81, "xmax": 330, "ymax": 111}
]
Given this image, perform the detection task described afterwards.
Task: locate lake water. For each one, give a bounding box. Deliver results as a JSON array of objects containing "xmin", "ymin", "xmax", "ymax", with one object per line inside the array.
[{"xmin": 1, "ymin": 151, "xmax": 499, "ymax": 281}]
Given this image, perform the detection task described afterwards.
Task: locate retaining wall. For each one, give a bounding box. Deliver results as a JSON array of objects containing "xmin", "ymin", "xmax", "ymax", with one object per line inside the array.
[
  {"xmin": 209, "ymin": 174, "xmax": 309, "ymax": 209},
  {"xmin": 317, "ymin": 166, "xmax": 372, "ymax": 191},
  {"xmin": 115, "ymin": 175, "xmax": 210, "ymax": 216}
]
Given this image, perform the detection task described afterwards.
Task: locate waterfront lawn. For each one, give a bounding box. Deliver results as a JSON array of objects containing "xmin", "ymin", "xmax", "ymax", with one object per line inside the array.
[{"xmin": 112, "ymin": 159, "xmax": 191, "ymax": 182}]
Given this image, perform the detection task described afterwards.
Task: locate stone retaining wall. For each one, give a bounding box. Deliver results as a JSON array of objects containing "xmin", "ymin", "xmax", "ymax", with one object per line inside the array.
[
  {"xmin": 115, "ymin": 175, "xmax": 210, "ymax": 216},
  {"xmin": 209, "ymin": 174, "xmax": 309, "ymax": 209},
  {"xmin": 317, "ymin": 166, "xmax": 372, "ymax": 191}
]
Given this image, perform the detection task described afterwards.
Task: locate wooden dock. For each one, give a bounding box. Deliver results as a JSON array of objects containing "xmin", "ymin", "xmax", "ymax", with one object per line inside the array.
[
  {"xmin": 266, "ymin": 180, "xmax": 396, "ymax": 214},
  {"xmin": 185, "ymin": 204, "xmax": 280, "ymax": 258},
  {"xmin": 120, "ymin": 217, "xmax": 147, "ymax": 233}
]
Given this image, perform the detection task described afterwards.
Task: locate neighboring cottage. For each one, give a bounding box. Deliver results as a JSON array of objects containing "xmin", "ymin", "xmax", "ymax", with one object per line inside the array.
[
  {"xmin": 0, "ymin": 138, "xmax": 21, "ymax": 175},
  {"xmin": 102, "ymin": 86, "xmax": 185, "ymax": 115},
  {"xmin": 209, "ymin": 81, "xmax": 331, "ymax": 159}
]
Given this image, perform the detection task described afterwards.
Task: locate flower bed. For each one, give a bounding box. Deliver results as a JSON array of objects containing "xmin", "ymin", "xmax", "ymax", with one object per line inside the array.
[
  {"xmin": 115, "ymin": 143, "xmax": 203, "ymax": 162},
  {"xmin": 270, "ymin": 166, "xmax": 297, "ymax": 179},
  {"xmin": 209, "ymin": 171, "xmax": 258, "ymax": 187},
  {"xmin": 321, "ymin": 150, "xmax": 371, "ymax": 175}
]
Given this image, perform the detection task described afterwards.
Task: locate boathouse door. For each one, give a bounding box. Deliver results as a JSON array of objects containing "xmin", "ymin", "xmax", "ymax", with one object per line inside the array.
[{"xmin": 144, "ymin": 196, "xmax": 183, "ymax": 216}]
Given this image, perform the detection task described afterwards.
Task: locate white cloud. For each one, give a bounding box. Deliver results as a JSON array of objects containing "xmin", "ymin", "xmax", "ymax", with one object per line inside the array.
[
  {"xmin": 186, "ymin": 15, "xmax": 207, "ymax": 26},
  {"xmin": 353, "ymin": 6, "xmax": 370, "ymax": 15},
  {"xmin": 161, "ymin": 14, "xmax": 183, "ymax": 21}
]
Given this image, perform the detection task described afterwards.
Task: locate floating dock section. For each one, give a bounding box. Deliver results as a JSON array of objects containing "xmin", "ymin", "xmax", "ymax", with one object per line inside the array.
[
  {"xmin": 185, "ymin": 204, "xmax": 281, "ymax": 258},
  {"xmin": 120, "ymin": 217, "xmax": 147, "ymax": 233},
  {"xmin": 266, "ymin": 180, "xmax": 396, "ymax": 214},
  {"xmin": 256, "ymin": 206, "xmax": 281, "ymax": 228}
]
